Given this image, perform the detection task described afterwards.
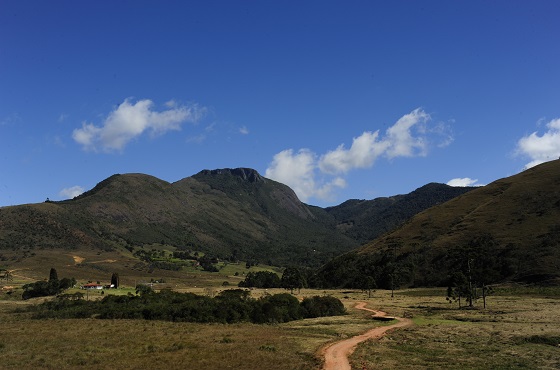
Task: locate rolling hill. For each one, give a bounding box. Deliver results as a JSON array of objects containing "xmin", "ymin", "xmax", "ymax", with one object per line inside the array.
[
  {"xmin": 0, "ymin": 168, "xmax": 473, "ymax": 280},
  {"xmin": 317, "ymin": 160, "xmax": 560, "ymax": 288},
  {"xmin": 324, "ymin": 183, "xmax": 475, "ymax": 244}
]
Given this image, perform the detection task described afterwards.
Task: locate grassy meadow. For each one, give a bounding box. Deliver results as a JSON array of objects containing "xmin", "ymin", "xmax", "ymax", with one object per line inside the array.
[
  {"xmin": 0, "ymin": 288, "xmax": 378, "ymax": 370},
  {"xmin": 350, "ymin": 288, "xmax": 560, "ymax": 369},
  {"xmin": 1, "ymin": 264, "xmax": 559, "ymax": 369}
]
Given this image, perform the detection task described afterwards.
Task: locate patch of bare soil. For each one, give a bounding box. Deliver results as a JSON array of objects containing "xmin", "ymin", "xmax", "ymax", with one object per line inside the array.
[
  {"xmin": 88, "ymin": 259, "xmax": 117, "ymax": 264},
  {"xmin": 321, "ymin": 302, "xmax": 413, "ymax": 370},
  {"xmin": 71, "ymin": 255, "xmax": 116, "ymax": 264}
]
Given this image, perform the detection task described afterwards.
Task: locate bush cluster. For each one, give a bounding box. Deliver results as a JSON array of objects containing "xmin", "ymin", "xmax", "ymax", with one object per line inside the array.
[
  {"xmin": 238, "ymin": 271, "xmax": 281, "ymax": 288},
  {"xmin": 22, "ymin": 273, "xmax": 76, "ymax": 300},
  {"xmin": 32, "ymin": 289, "xmax": 346, "ymax": 324}
]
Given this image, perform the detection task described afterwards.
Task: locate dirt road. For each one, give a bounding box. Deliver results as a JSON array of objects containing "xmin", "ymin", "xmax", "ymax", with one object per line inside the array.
[{"xmin": 321, "ymin": 302, "xmax": 413, "ymax": 370}]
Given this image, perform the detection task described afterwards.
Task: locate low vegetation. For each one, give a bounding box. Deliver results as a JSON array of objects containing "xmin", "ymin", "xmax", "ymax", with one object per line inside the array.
[
  {"xmin": 21, "ymin": 268, "xmax": 76, "ymax": 300},
  {"xmin": 1, "ymin": 286, "xmax": 559, "ymax": 369},
  {"xmin": 349, "ymin": 287, "xmax": 560, "ymax": 369},
  {"xmin": 27, "ymin": 288, "xmax": 346, "ymax": 324}
]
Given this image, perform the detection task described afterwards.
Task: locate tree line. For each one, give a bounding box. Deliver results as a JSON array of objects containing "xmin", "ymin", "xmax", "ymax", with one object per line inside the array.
[
  {"xmin": 29, "ymin": 288, "xmax": 346, "ymax": 324},
  {"xmin": 22, "ymin": 268, "xmax": 76, "ymax": 300}
]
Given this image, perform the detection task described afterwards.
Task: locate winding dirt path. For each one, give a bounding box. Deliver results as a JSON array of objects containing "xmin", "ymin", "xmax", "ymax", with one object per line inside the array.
[{"xmin": 321, "ymin": 302, "xmax": 413, "ymax": 370}]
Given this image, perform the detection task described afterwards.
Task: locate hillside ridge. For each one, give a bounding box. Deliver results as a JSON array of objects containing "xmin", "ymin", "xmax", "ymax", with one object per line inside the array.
[
  {"xmin": 4, "ymin": 161, "xmax": 560, "ymax": 285},
  {"xmin": 317, "ymin": 160, "xmax": 560, "ymax": 287}
]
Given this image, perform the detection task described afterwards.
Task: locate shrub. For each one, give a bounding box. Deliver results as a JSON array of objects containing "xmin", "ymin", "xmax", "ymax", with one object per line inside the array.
[
  {"xmin": 301, "ymin": 296, "xmax": 346, "ymax": 318},
  {"xmin": 29, "ymin": 289, "xmax": 346, "ymax": 324}
]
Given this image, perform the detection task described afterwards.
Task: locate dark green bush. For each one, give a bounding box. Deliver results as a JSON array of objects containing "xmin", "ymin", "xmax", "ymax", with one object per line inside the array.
[
  {"xmin": 301, "ymin": 296, "xmax": 346, "ymax": 318},
  {"xmin": 30, "ymin": 289, "xmax": 345, "ymax": 324}
]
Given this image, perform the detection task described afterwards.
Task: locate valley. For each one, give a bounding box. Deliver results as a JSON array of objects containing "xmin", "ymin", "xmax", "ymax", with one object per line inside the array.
[
  {"xmin": 1, "ymin": 283, "xmax": 558, "ymax": 369},
  {"xmin": 1, "ymin": 161, "xmax": 560, "ymax": 369}
]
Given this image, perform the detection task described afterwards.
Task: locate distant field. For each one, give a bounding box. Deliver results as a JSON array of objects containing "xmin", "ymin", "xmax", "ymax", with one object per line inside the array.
[
  {"xmin": 1, "ymin": 286, "xmax": 559, "ymax": 369},
  {"xmin": 0, "ymin": 248, "xmax": 284, "ymax": 293}
]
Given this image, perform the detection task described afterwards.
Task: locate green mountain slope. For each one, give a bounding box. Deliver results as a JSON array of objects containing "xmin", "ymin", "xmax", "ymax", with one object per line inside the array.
[
  {"xmin": 317, "ymin": 160, "xmax": 560, "ymax": 288},
  {"xmin": 325, "ymin": 183, "xmax": 474, "ymax": 244},
  {"xmin": 0, "ymin": 167, "xmax": 477, "ymax": 279},
  {"xmin": 0, "ymin": 169, "xmax": 357, "ymax": 268}
]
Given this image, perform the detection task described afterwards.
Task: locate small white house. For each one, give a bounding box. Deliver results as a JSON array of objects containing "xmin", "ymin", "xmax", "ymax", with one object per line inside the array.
[{"xmin": 81, "ymin": 283, "xmax": 104, "ymax": 290}]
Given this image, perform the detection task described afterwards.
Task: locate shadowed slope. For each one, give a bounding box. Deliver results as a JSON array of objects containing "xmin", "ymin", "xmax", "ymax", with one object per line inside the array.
[{"xmin": 318, "ymin": 160, "xmax": 560, "ymax": 287}]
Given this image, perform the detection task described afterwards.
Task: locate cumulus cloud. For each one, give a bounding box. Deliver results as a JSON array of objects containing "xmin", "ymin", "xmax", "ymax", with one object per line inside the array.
[
  {"xmin": 319, "ymin": 108, "xmax": 430, "ymax": 175},
  {"xmin": 319, "ymin": 131, "xmax": 389, "ymax": 175},
  {"xmin": 59, "ymin": 185, "xmax": 84, "ymax": 199},
  {"xmin": 72, "ymin": 98, "xmax": 206, "ymax": 152},
  {"xmin": 517, "ymin": 118, "xmax": 560, "ymax": 169},
  {"xmin": 264, "ymin": 149, "xmax": 347, "ymax": 202},
  {"xmin": 266, "ymin": 108, "xmax": 450, "ymax": 202},
  {"xmin": 446, "ymin": 178, "xmax": 483, "ymax": 187},
  {"xmin": 385, "ymin": 108, "xmax": 430, "ymax": 158},
  {"xmin": 239, "ymin": 126, "xmax": 249, "ymax": 135}
]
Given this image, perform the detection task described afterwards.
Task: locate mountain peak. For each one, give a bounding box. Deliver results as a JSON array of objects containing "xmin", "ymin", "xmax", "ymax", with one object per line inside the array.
[{"xmin": 196, "ymin": 168, "xmax": 266, "ymax": 183}]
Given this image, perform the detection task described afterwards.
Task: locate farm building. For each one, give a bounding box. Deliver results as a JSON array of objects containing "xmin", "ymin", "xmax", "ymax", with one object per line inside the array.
[{"xmin": 81, "ymin": 283, "xmax": 104, "ymax": 290}]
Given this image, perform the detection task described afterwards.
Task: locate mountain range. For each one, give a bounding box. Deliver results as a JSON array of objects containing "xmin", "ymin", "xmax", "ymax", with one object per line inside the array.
[
  {"xmin": 2, "ymin": 160, "xmax": 559, "ymax": 287},
  {"xmin": 0, "ymin": 168, "xmax": 472, "ymax": 273},
  {"xmin": 318, "ymin": 160, "xmax": 560, "ymax": 288}
]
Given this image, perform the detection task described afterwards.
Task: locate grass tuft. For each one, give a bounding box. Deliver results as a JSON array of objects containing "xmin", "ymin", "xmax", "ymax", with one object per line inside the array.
[{"xmin": 259, "ymin": 345, "xmax": 277, "ymax": 352}]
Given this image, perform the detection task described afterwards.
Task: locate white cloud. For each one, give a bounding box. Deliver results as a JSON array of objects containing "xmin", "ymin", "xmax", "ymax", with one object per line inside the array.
[
  {"xmin": 59, "ymin": 185, "xmax": 84, "ymax": 199},
  {"xmin": 164, "ymin": 99, "xmax": 177, "ymax": 108},
  {"xmin": 264, "ymin": 149, "xmax": 347, "ymax": 202},
  {"xmin": 72, "ymin": 98, "xmax": 206, "ymax": 152},
  {"xmin": 517, "ymin": 118, "xmax": 560, "ymax": 169},
  {"xmin": 385, "ymin": 108, "xmax": 430, "ymax": 158},
  {"xmin": 266, "ymin": 108, "xmax": 451, "ymax": 203},
  {"xmin": 319, "ymin": 108, "xmax": 431, "ymax": 175},
  {"xmin": 239, "ymin": 126, "xmax": 249, "ymax": 135},
  {"xmin": 446, "ymin": 178, "xmax": 482, "ymax": 187},
  {"xmin": 432, "ymin": 120, "xmax": 455, "ymax": 148},
  {"xmin": 314, "ymin": 177, "xmax": 347, "ymax": 202},
  {"xmin": 319, "ymin": 131, "xmax": 389, "ymax": 175},
  {"xmin": 265, "ymin": 149, "xmax": 318, "ymax": 202}
]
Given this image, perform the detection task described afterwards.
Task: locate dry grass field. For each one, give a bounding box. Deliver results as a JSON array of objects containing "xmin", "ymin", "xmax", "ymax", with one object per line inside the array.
[
  {"xmin": 350, "ymin": 288, "xmax": 560, "ymax": 369},
  {"xmin": 0, "ymin": 289, "xmax": 377, "ymax": 370},
  {"xmin": 0, "ymin": 285, "xmax": 559, "ymax": 369}
]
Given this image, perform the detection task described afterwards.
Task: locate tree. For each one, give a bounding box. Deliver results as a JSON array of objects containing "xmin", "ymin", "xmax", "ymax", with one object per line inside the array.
[
  {"xmin": 135, "ymin": 284, "xmax": 153, "ymax": 296},
  {"xmin": 446, "ymin": 271, "xmax": 470, "ymax": 308},
  {"xmin": 199, "ymin": 256, "xmax": 219, "ymax": 272},
  {"xmin": 481, "ymin": 284, "xmax": 494, "ymax": 309},
  {"xmin": 59, "ymin": 277, "xmax": 76, "ymax": 290},
  {"xmin": 257, "ymin": 293, "xmax": 303, "ymax": 323},
  {"xmin": 238, "ymin": 271, "xmax": 281, "ymax": 288},
  {"xmin": 361, "ymin": 276, "xmax": 376, "ymax": 298},
  {"xmin": 447, "ymin": 236, "xmax": 501, "ymax": 309},
  {"xmin": 110, "ymin": 273, "xmax": 120, "ymax": 288},
  {"xmin": 281, "ymin": 267, "xmax": 306, "ymax": 294},
  {"xmin": 49, "ymin": 268, "xmax": 58, "ymax": 282},
  {"xmin": 301, "ymin": 296, "xmax": 346, "ymax": 318},
  {"xmin": 1, "ymin": 269, "xmax": 13, "ymax": 282}
]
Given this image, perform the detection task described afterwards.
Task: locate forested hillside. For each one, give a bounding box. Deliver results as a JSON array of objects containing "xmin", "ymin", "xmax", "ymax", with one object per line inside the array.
[
  {"xmin": 316, "ymin": 160, "xmax": 560, "ymax": 288},
  {"xmin": 0, "ymin": 168, "xmax": 474, "ymax": 278}
]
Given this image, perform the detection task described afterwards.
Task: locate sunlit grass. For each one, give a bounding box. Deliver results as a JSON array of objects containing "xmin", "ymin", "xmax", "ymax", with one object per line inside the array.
[
  {"xmin": 1, "ymin": 287, "xmax": 559, "ymax": 369},
  {"xmin": 350, "ymin": 289, "xmax": 560, "ymax": 369}
]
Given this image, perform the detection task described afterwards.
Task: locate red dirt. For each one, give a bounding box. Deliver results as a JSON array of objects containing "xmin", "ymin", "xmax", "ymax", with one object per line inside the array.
[{"xmin": 320, "ymin": 301, "xmax": 413, "ymax": 370}]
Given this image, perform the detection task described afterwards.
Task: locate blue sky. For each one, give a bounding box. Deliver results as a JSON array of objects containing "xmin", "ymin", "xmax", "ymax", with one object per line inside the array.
[{"xmin": 1, "ymin": 1, "xmax": 559, "ymax": 207}]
